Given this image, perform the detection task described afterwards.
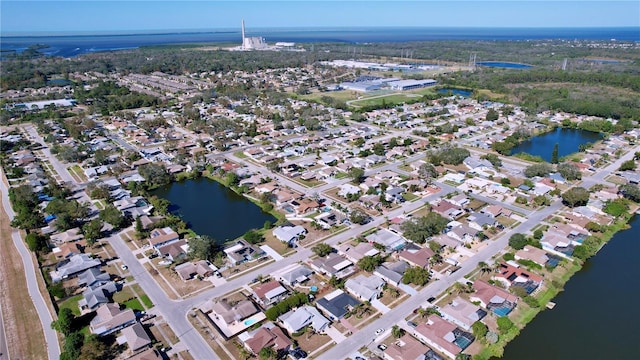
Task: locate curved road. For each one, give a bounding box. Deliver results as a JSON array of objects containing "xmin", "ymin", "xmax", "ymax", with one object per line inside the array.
[{"xmin": 0, "ymin": 170, "xmax": 61, "ymax": 360}]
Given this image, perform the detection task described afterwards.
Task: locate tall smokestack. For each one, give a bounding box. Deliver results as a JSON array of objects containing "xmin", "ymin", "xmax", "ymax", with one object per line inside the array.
[{"xmin": 241, "ymin": 19, "xmax": 246, "ymax": 48}]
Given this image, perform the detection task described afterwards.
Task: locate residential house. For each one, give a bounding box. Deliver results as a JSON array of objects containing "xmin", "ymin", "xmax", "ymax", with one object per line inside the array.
[
  {"xmin": 50, "ymin": 254, "xmax": 102, "ymax": 283},
  {"xmin": 515, "ymin": 246, "xmax": 549, "ymax": 267},
  {"xmin": 440, "ymin": 297, "xmax": 487, "ymax": 331},
  {"xmin": 383, "ymin": 334, "xmax": 434, "ymax": 360},
  {"xmin": 148, "ymin": 227, "xmax": 180, "ymax": 249},
  {"xmin": 467, "ymin": 212, "xmax": 497, "ymax": 231},
  {"xmin": 278, "ymin": 305, "xmax": 330, "ymax": 334},
  {"xmin": 156, "ymin": 239, "xmax": 188, "ymax": 262},
  {"xmin": 338, "ymin": 184, "xmax": 361, "ymax": 198},
  {"xmin": 290, "ymin": 198, "xmax": 321, "ymax": 216},
  {"xmin": 470, "ymin": 280, "xmax": 518, "ymax": 316},
  {"xmin": 277, "ymin": 264, "xmax": 313, "ymax": 287},
  {"xmin": 252, "ymin": 280, "xmax": 289, "ymax": 307},
  {"xmin": 432, "ymin": 200, "xmax": 464, "ymax": 220},
  {"xmin": 365, "ymin": 228, "xmax": 407, "ymax": 252},
  {"xmin": 337, "ymin": 242, "xmax": 380, "ymax": 263},
  {"xmin": 174, "ymin": 260, "xmax": 216, "ymax": 281},
  {"xmin": 374, "ymin": 261, "xmax": 409, "ymax": 286},
  {"xmin": 208, "ymin": 299, "xmax": 262, "ymax": 337},
  {"xmin": 446, "ymin": 223, "xmax": 475, "ymax": 243},
  {"xmin": 345, "ymin": 274, "xmax": 385, "ymax": 302},
  {"xmin": 481, "ymin": 205, "xmax": 511, "ymax": 218},
  {"xmin": 50, "ymin": 227, "xmax": 83, "ymax": 244},
  {"xmin": 224, "ymin": 239, "xmax": 265, "ymax": 265},
  {"xmin": 79, "ymin": 281, "xmax": 118, "ymax": 311},
  {"xmin": 53, "ymin": 240, "xmax": 87, "ymax": 259},
  {"xmin": 316, "ymin": 289, "xmax": 361, "ymax": 320},
  {"xmin": 385, "ymin": 187, "xmax": 405, "ymax": 203},
  {"xmin": 113, "ymin": 196, "xmax": 153, "ymax": 217},
  {"xmin": 413, "ymin": 315, "xmax": 474, "ymax": 359},
  {"xmin": 449, "ymin": 194, "xmax": 470, "ymax": 208},
  {"xmin": 272, "ymin": 225, "xmax": 307, "ymax": 246},
  {"xmin": 310, "ymin": 253, "xmax": 355, "ymax": 279},
  {"xmin": 77, "ymin": 268, "xmax": 111, "ymax": 288},
  {"xmin": 238, "ymin": 322, "xmax": 292, "ymax": 356},
  {"xmin": 118, "ymin": 322, "xmax": 151, "ymax": 352},
  {"xmin": 493, "ymin": 263, "xmax": 543, "ymax": 294},
  {"xmin": 398, "ymin": 246, "xmax": 435, "ymax": 269},
  {"xmin": 90, "ymin": 303, "xmax": 136, "ymax": 336}
]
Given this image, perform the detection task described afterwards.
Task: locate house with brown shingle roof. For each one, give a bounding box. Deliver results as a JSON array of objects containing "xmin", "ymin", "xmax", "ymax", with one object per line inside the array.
[
  {"xmin": 492, "ymin": 263, "xmax": 543, "ymax": 294},
  {"xmin": 413, "ymin": 315, "xmax": 474, "ymax": 359},
  {"xmin": 398, "ymin": 246, "xmax": 434, "ymax": 269},
  {"xmin": 470, "ymin": 280, "xmax": 518, "ymax": 316},
  {"xmin": 239, "ymin": 322, "xmax": 292, "ymax": 355},
  {"xmin": 515, "ymin": 245, "xmax": 549, "ymax": 267},
  {"xmin": 148, "ymin": 227, "xmax": 180, "ymax": 248},
  {"xmin": 252, "ymin": 280, "xmax": 288, "ymax": 306},
  {"xmin": 384, "ymin": 334, "xmax": 431, "ymax": 360}
]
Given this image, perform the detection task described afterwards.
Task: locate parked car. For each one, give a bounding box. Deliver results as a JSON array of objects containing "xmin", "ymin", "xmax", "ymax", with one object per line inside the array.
[
  {"xmin": 407, "ymin": 321, "xmax": 418, "ymax": 328},
  {"xmin": 377, "ymin": 344, "xmax": 387, "ymax": 351}
]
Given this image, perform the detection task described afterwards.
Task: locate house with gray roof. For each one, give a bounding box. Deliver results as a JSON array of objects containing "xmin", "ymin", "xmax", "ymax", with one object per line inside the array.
[
  {"xmin": 278, "ymin": 264, "xmax": 313, "ymax": 287},
  {"xmin": 467, "ymin": 212, "xmax": 497, "ymax": 231},
  {"xmin": 310, "ymin": 253, "xmax": 355, "ymax": 279},
  {"xmin": 90, "ymin": 303, "xmax": 136, "ymax": 336},
  {"xmin": 316, "ymin": 290, "xmax": 361, "ymax": 320},
  {"xmin": 440, "ymin": 296, "xmax": 487, "ymax": 331},
  {"xmin": 77, "ymin": 268, "xmax": 111, "ymax": 288},
  {"xmin": 50, "ymin": 254, "xmax": 102, "ymax": 283},
  {"xmin": 365, "ymin": 228, "xmax": 407, "ymax": 252},
  {"xmin": 345, "ymin": 274, "xmax": 385, "ymax": 302},
  {"xmin": 374, "ymin": 261, "xmax": 409, "ymax": 286},
  {"xmin": 272, "ymin": 225, "xmax": 307, "ymax": 245},
  {"xmin": 118, "ymin": 322, "xmax": 151, "ymax": 352},
  {"xmin": 79, "ymin": 281, "xmax": 118, "ymax": 311},
  {"xmin": 278, "ymin": 305, "xmax": 330, "ymax": 334}
]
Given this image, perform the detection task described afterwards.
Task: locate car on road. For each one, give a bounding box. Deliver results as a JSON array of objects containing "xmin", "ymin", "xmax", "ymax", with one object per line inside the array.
[
  {"xmin": 375, "ymin": 328, "xmax": 384, "ymax": 336},
  {"xmin": 427, "ymin": 297, "xmax": 436, "ymax": 303},
  {"xmin": 355, "ymin": 357, "xmax": 366, "ymax": 360},
  {"xmin": 377, "ymin": 344, "xmax": 387, "ymax": 351}
]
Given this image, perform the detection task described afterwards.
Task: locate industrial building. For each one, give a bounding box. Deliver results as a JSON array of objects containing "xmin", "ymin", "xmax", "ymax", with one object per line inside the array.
[
  {"xmin": 340, "ymin": 77, "xmax": 399, "ymax": 93},
  {"xmin": 241, "ymin": 19, "xmax": 267, "ymax": 50},
  {"xmin": 387, "ymin": 79, "xmax": 437, "ymax": 91}
]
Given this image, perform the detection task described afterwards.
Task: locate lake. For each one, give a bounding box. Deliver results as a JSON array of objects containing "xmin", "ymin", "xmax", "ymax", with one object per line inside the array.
[
  {"xmin": 476, "ymin": 61, "xmax": 533, "ymax": 69},
  {"xmin": 503, "ymin": 216, "xmax": 640, "ymax": 359},
  {"xmin": 152, "ymin": 178, "xmax": 275, "ymax": 244},
  {"xmin": 437, "ymin": 88, "xmax": 472, "ymax": 97},
  {"xmin": 510, "ymin": 128, "xmax": 602, "ymax": 161}
]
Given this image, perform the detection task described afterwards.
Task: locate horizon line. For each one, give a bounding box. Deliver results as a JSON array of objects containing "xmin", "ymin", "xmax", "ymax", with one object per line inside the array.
[{"xmin": 3, "ymin": 25, "xmax": 639, "ymax": 37}]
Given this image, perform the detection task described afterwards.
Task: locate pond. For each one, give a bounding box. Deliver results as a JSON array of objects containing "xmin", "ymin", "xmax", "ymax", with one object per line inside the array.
[
  {"xmin": 437, "ymin": 88, "xmax": 472, "ymax": 97},
  {"xmin": 502, "ymin": 216, "xmax": 640, "ymax": 359},
  {"xmin": 510, "ymin": 128, "xmax": 602, "ymax": 162},
  {"xmin": 152, "ymin": 178, "xmax": 275, "ymax": 244},
  {"xmin": 477, "ymin": 61, "xmax": 533, "ymax": 69}
]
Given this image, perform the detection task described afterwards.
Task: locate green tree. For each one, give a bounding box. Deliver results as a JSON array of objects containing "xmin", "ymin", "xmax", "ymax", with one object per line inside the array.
[
  {"xmin": 509, "ymin": 233, "xmax": 528, "ymax": 250},
  {"xmin": 25, "ymin": 232, "xmax": 48, "ymax": 252},
  {"xmin": 402, "ymin": 266, "xmax": 432, "ymax": 286},
  {"xmin": 51, "ymin": 307, "xmax": 75, "ymax": 336},
  {"xmin": 486, "ymin": 108, "xmax": 499, "ymax": 121},
  {"xmin": 497, "ymin": 317, "xmax": 514, "ymax": 333},
  {"xmin": 391, "ymin": 325, "xmax": 405, "ymax": 338},
  {"xmin": 472, "ymin": 321, "xmax": 488, "ymax": 339},
  {"xmin": 603, "ymin": 198, "xmax": 629, "ymax": 217},
  {"xmin": 533, "ymin": 229, "xmax": 544, "ymax": 240},
  {"xmin": 620, "ymin": 184, "xmax": 640, "ymax": 202},
  {"xmin": 561, "ymin": 187, "xmax": 590, "ymax": 208},
  {"xmin": 557, "ymin": 162, "xmax": 582, "ymax": 181},
  {"xmin": 400, "ymin": 212, "xmax": 448, "ymax": 244},
  {"xmin": 349, "ymin": 208, "xmax": 369, "ymax": 225},
  {"xmin": 418, "ymin": 163, "xmax": 438, "ymax": 184},
  {"xmin": 348, "ymin": 167, "xmax": 365, "ymax": 184},
  {"xmin": 82, "ymin": 219, "xmax": 103, "ymax": 245},
  {"xmin": 551, "ymin": 143, "xmax": 559, "ymax": 164},
  {"xmin": 77, "ymin": 335, "xmax": 108, "ymax": 360},
  {"xmin": 99, "ymin": 204, "xmax": 126, "ymax": 229},
  {"xmin": 60, "ymin": 331, "xmax": 84, "ymax": 360},
  {"xmin": 188, "ymin": 235, "xmax": 218, "ymax": 261},
  {"xmin": 357, "ymin": 255, "xmax": 383, "ymax": 272},
  {"xmin": 524, "ymin": 163, "xmax": 553, "ymax": 178},
  {"xmin": 312, "ymin": 243, "xmax": 333, "ymax": 257},
  {"xmin": 138, "ymin": 162, "xmax": 172, "ymax": 188},
  {"xmin": 258, "ymin": 347, "xmax": 277, "ymax": 360},
  {"xmin": 244, "ymin": 229, "xmax": 264, "ymax": 244},
  {"xmin": 618, "ymin": 160, "xmax": 636, "ymax": 171}
]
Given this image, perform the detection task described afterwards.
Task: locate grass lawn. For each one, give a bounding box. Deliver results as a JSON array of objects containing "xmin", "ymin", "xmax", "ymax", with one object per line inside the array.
[
  {"xmin": 123, "ymin": 298, "xmax": 144, "ymax": 312},
  {"xmin": 67, "ymin": 164, "xmax": 88, "ymax": 182},
  {"xmin": 233, "ymin": 151, "xmax": 247, "ymax": 159},
  {"xmin": 301, "ymin": 90, "xmax": 359, "ymax": 103},
  {"xmin": 112, "ymin": 286, "xmax": 135, "ymax": 303},
  {"xmin": 58, "ymin": 294, "xmax": 83, "ymax": 316},
  {"xmin": 403, "ymin": 192, "xmax": 420, "ymax": 202},
  {"xmin": 140, "ymin": 294, "xmax": 154, "ymax": 309}
]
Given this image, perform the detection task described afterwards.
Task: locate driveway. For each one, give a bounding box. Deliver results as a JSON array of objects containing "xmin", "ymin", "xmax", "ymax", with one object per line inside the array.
[
  {"xmin": 371, "ymin": 299, "xmax": 390, "ymax": 314},
  {"xmin": 259, "ymin": 245, "xmax": 284, "ymax": 261},
  {"xmin": 324, "ymin": 324, "xmax": 346, "ymax": 343}
]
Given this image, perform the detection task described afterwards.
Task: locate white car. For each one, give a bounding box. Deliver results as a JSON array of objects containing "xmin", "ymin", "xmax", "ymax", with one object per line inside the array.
[
  {"xmin": 121, "ymin": 264, "xmax": 128, "ymax": 270},
  {"xmin": 375, "ymin": 328, "xmax": 384, "ymax": 336}
]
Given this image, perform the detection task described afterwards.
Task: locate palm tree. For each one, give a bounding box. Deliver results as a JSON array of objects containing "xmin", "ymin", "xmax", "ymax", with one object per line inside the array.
[
  {"xmin": 391, "ymin": 325, "xmax": 405, "ymax": 338},
  {"xmin": 478, "ymin": 261, "xmax": 492, "ymax": 276},
  {"xmin": 417, "ymin": 307, "xmax": 429, "ymax": 319}
]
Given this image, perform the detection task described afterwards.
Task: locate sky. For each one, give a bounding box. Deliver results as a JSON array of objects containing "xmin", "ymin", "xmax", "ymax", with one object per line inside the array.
[{"xmin": 1, "ymin": 0, "xmax": 639, "ymax": 34}]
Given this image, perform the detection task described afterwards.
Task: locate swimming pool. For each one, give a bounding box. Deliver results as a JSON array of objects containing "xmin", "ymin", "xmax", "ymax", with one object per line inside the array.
[{"xmin": 243, "ymin": 318, "xmax": 258, "ymax": 326}]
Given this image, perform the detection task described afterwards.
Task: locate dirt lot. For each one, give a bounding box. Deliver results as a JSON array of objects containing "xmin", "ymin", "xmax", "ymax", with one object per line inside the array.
[{"xmin": 0, "ymin": 200, "xmax": 49, "ymax": 360}]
